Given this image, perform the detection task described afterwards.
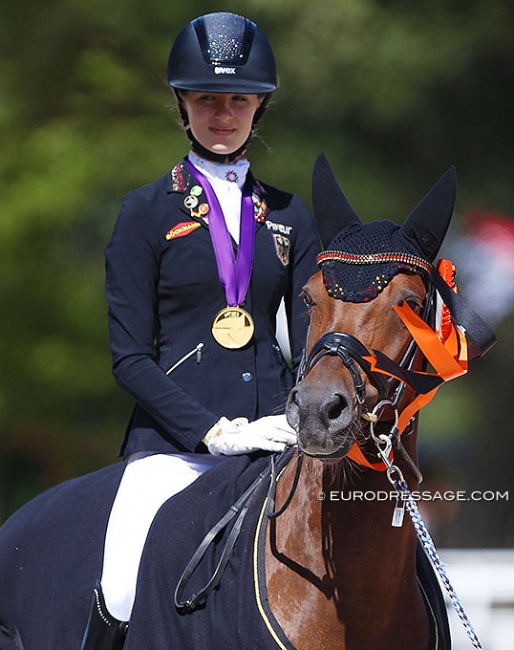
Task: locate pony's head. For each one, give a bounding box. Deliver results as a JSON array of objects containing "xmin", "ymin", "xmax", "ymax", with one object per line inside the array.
[{"xmin": 287, "ymin": 155, "xmax": 494, "ymax": 466}]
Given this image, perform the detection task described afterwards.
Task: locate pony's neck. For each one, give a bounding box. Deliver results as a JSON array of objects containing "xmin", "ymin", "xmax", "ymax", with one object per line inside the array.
[{"xmin": 265, "ymin": 444, "xmax": 430, "ymax": 649}]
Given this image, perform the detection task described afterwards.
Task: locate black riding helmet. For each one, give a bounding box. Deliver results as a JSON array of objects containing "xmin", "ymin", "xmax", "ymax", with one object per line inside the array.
[{"xmin": 167, "ymin": 12, "xmax": 277, "ymax": 162}]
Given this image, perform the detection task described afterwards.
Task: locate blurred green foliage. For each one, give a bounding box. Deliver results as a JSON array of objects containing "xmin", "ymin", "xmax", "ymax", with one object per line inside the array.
[{"xmin": 0, "ymin": 0, "xmax": 512, "ymax": 544}]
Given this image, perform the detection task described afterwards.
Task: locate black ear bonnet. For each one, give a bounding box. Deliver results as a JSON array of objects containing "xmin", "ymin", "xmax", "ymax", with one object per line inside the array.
[
  {"xmin": 318, "ymin": 221, "xmax": 434, "ymax": 302},
  {"xmin": 312, "ymin": 154, "xmax": 456, "ymax": 303}
]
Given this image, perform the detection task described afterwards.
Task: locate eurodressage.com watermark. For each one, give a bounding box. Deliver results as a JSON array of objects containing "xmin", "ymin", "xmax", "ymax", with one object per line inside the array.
[{"xmin": 316, "ymin": 490, "xmax": 510, "ymax": 502}]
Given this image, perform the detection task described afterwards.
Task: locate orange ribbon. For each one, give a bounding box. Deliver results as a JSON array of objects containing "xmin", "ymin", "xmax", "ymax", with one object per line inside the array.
[{"xmin": 347, "ymin": 299, "xmax": 469, "ymax": 471}]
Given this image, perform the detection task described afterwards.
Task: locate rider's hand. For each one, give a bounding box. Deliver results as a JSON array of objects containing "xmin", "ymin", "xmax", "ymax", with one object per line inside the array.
[{"xmin": 204, "ymin": 415, "xmax": 296, "ymax": 456}]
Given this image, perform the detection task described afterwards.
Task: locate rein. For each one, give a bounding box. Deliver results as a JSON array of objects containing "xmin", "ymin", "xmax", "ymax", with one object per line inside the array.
[
  {"xmin": 174, "ymin": 462, "xmax": 272, "ymax": 612},
  {"xmin": 266, "ymin": 451, "xmax": 304, "ymax": 519},
  {"xmin": 174, "ymin": 450, "xmax": 295, "ymax": 613}
]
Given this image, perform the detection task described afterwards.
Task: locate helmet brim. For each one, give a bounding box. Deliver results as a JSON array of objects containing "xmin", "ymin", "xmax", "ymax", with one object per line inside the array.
[{"xmin": 168, "ymin": 79, "xmax": 276, "ymax": 94}]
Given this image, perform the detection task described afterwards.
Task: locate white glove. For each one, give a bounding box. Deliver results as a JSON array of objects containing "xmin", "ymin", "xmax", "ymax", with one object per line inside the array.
[{"xmin": 205, "ymin": 415, "xmax": 296, "ymax": 456}]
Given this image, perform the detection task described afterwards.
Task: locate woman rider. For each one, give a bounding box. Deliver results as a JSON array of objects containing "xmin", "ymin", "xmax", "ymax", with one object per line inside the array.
[{"xmin": 81, "ymin": 12, "xmax": 321, "ymax": 648}]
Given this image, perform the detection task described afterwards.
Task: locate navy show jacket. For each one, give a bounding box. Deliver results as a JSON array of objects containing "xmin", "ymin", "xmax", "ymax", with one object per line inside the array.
[{"xmin": 105, "ymin": 160, "xmax": 321, "ymax": 456}]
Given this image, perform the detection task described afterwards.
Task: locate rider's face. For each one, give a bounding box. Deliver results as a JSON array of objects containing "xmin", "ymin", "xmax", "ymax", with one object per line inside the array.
[{"xmin": 180, "ymin": 91, "xmax": 263, "ymax": 156}]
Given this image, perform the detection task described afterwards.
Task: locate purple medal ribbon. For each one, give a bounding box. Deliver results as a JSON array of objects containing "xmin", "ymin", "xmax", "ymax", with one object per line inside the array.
[{"xmin": 185, "ymin": 159, "xmax": 255, "ymax": 307}]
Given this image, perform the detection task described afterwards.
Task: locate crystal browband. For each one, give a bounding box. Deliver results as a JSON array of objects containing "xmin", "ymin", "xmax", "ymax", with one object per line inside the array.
[{"xmin": 316, "ymin": 251, "xmax": 433, "ymax": 274}]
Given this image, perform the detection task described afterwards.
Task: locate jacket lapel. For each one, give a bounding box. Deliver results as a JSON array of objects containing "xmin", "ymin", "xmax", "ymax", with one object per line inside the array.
[
  {"xmin": 169, "ymin": 161, "xmax": 211, "ymax": 229},
  {"xmin": 247, "ymin": 172, "xmax": 268, "ymax": 229},
  {"xmin": 169, "ymin": 161, "xmax": 269, "ymax": 230}
]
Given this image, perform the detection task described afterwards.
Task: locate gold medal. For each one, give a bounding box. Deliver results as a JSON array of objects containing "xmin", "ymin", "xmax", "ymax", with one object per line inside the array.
[{"xmin": 211, "ymin": 306, "xmax": 254, "ymax": 349}]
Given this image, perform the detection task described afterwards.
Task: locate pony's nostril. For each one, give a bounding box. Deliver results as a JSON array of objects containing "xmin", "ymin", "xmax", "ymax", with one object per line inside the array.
[
  {"xmin": 286, "ymin": 388, "xmax": 300, "ymax": 429},
  {"xmin": 323, "ymin": 393, "xmax": 348, "ymax": 425}
]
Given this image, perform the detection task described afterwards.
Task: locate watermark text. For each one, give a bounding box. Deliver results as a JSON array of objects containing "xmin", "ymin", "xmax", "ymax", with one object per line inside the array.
[{"xmin": 316, "ymin": 490, "xmax": 509, "ymax": 502}]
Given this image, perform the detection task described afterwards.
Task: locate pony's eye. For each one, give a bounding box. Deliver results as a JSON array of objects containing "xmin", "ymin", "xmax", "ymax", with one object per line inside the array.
[
  {"xmin": 405, "ymin": 297, "xmax": 422, "ymax": 313},
  {"xmin": 301, "ymin": 290, "xmax": 316, "ymax": 309}
]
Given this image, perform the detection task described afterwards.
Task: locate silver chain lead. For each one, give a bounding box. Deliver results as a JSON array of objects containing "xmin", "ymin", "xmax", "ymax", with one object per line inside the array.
[{"xmin": 375, "ymin": 434, "xmax": 484, "ymax": 650}]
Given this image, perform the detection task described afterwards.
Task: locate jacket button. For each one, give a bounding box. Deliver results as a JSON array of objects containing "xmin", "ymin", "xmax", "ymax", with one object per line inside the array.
[{"xmin": 242, "ymin": 372, "xmax": 253, "ymax": 382}]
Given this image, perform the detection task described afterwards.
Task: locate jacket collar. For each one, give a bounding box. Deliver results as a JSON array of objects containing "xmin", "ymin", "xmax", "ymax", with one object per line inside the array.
[{"xmin": 168, "ymin": 161, "xmax": 268, "ymax": 226}]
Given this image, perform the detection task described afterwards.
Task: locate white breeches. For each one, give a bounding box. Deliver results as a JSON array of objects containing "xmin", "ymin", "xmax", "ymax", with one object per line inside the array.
[{"xmin": 100, "ymin": 452, "xmax": 224, "ymax": 621}]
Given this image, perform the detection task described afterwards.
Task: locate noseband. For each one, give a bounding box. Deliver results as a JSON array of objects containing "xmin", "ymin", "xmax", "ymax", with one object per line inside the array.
[{"xmin": 298, "ymin": 332, "xmax": 387, "ymax": 407}]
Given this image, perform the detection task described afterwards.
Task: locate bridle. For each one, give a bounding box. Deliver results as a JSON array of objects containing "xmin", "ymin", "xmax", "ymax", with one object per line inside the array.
[
  {"xmin": 297, "ymin": 280, "xmax": 437, "ymax": 435},
  {"xmin": 264, "ymin": 279, "xmax": 436, "ymax": 524},
  {"xmin": 294, "ymin": 258, "xmax": 495, "ymax": 475}
]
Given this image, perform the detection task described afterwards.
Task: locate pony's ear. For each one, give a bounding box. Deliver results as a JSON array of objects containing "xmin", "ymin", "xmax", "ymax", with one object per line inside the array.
[
  {"xmin": 401, "ymin": 166, "xmax": 457, "ymax": 263},
  {"xmin": 312, "ymin": 153, "xmax": 362, "ymax": 248}
]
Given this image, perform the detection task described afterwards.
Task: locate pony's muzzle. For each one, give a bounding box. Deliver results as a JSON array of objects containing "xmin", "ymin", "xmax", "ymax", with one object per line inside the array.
[{"xmin": 286, "ymin": 383, "xmax": 354, "ymax": 456}]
